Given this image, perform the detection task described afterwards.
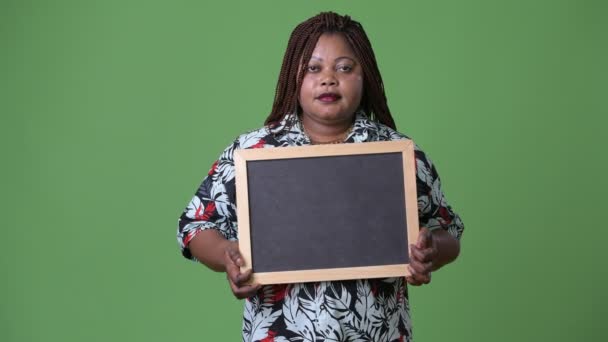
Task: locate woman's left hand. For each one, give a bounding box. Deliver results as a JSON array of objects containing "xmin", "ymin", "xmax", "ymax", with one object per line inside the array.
[{"xmin": 406, "ymin": 227, "xmax": 438, "ymax": 286}]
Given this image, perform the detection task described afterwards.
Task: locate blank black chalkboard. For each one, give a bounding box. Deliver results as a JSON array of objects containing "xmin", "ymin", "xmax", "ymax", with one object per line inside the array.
[{"xmin": 234, "ymin": 140, "xmax": 418, "ymax": 284}]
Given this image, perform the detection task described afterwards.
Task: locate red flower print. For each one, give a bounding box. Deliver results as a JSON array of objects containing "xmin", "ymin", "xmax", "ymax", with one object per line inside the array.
[
  {"xmin": 208, "ymin": 160, "xmax": 218, "ymax": 176},
  {"xmin": 251, "ymin": 139, "xmax": 266, "ymax": 149},
  {"xmin": 194, "ymin": 202, "xmax": 216, "ymax": 221},
  {"xmin": 271, "ymin": 284, "xmax": 288, "ymax": 302},
  {"xmin": 201, "ymin": 202, "xmax": 216, "ymax": 221},
  {"xmin": 183, "ymin": 231, "xmax": 196, "ymax": 246},
  {"xmin": 260, "ymin": 330, "xmax": 277, "ymax": 342},
  {"xmin": 439, "ymin": 206, "xmax": 452, "ymax": 225}
]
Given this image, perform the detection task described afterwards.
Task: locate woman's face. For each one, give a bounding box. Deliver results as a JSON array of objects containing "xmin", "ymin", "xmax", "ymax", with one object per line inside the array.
[{"xmin": 299, "ymin": 33, "xmax": 363, "ymax": 125}]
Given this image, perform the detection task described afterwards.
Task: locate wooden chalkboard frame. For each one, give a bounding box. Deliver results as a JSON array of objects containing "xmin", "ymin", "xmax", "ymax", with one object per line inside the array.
[{"xmin": 234, "ymin": 140, "xmax": 419, "ymax": 284}]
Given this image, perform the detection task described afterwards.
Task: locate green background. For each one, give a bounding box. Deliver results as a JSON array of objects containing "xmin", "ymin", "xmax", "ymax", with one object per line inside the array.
[{"xmin": 2, "ymin": 0, "xmax": 606, "ymax": 341}]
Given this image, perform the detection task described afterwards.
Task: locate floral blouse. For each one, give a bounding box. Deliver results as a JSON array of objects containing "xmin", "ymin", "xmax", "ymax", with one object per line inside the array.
[{"xmin": 177, "ymin": 112, "xmax": 464, "ymax": 342}]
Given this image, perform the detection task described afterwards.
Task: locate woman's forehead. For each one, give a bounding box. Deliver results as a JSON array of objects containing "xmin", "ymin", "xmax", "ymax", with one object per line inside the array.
[{"xmin": 308, "ymin": 33, "xmax": 357, "ymax": 61}]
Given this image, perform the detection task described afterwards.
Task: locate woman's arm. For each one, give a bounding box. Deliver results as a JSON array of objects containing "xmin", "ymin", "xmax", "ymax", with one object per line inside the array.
[
  {"xmin": 405, "ymin": 144, "xmax": 464, "ymax": 286},
  {"xmin": 188, "ymin": 229, "xmax": 232, "ymax": 272},
  {"xmin": 177, "ymin": 139, "xmax": 259, "ymax": 298},
  {"xmin": 426, "ymin": 227, "xmax": 460, "ymax": 271},
  {"xmin": 432, "ymin": 228, "xmax": 460, "ymax": 270},
  {"xmin": 188, "ymin": 229, "xmax": 261, "ymax": 299}
]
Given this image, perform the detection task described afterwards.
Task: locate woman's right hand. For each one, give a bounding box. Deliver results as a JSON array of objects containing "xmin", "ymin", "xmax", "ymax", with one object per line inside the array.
[{"xmin": 224, "ymin": 241, "xmax": 261, "ymax": 299}]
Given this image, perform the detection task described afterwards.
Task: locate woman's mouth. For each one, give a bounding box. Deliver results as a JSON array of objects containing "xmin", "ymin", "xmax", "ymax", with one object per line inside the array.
[{"xmin": 317, "ymin": 93, "xmax": 341, "ymax": 102}]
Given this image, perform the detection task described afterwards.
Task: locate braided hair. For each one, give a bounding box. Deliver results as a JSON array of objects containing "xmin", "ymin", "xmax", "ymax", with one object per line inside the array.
[{"xmin": 264, "ymin": 12, "xmax": 397, "ymax": 130}]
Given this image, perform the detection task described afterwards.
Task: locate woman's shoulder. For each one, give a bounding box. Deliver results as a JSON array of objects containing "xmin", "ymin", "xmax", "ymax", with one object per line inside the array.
[
  {"xmin": 234, "ymin": 125, "xmax": 274, "ymax": 149},
  {"xmin": 376, "ymin": 122, "xmax": 411, "ymax": 141},
  {"xmin": 356, "ymin": 114, "xmax": 417, "ymax": 147},
  {"xmin": 212, "ymin": 126, "xmax": 275, "ymax": 163},
  {"xmin": 359, "ymin": 117, "xmax": 431, "ymax": 167},
  {"xmin": 235, "ymin": 114, "xmax": 302, "ymax": 149},
  {"xmin": 233, "ymin": 118, "xmax": 295, "ymax": 150}
]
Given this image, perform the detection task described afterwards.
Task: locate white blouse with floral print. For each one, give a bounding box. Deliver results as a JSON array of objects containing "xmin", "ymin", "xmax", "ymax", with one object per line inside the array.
[{"xmin": 178, "ymin": 112, "xmax": 464, "ymax": 342}]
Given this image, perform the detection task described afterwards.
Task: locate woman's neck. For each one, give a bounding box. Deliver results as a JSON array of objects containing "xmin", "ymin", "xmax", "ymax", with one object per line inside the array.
[{"xmin": 300, "ymin": 115, "xmax": 354, "ymax": 144}]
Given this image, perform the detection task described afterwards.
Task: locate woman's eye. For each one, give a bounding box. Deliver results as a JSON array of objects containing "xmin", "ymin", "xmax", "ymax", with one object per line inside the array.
[
  {"xmin": 307, "ymin": 65, "xmax": 320, "ymax": 72},
  {"xmin": 337, "ymin": 65, "xmax": 353, "ymax": 72}
]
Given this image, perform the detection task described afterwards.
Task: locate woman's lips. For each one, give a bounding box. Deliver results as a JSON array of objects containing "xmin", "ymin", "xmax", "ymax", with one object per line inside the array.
[{"xmin": 317, "ymin": 93, "xmax": 341, "ymax": 102}]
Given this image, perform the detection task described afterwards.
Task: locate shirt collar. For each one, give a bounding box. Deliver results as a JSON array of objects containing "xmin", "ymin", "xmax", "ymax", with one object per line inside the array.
[{"xmin": 271, "ymin": 110, "xmax": 377, "ymax": 141}]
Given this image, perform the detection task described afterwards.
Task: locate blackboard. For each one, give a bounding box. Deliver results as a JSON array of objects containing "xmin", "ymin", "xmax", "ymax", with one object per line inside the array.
[{"xmin": 234, "ymin": 140, "xmax": 419, "ymax": 284}]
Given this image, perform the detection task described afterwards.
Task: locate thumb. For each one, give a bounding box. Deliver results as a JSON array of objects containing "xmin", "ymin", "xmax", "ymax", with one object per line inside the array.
[{"xmin": 227, "ymin": 245, "xmax": 244, "ymax": 267}]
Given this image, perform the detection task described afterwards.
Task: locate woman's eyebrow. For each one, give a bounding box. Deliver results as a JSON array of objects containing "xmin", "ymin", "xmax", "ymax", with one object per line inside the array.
[{"xmin": 310, "ymin": 56, "xmax": 356, "ymax": 62}]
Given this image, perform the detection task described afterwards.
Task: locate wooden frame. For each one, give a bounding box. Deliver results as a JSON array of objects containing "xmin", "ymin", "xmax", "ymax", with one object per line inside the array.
[{"xmin": 234, "ymin": 140, "xmax": 419, "ymax": 284}]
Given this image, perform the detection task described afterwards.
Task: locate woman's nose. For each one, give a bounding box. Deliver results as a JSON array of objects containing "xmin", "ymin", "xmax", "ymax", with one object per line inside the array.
[{"xmin": 320, "ymin": 72, "xmax": 338, "ymax": 86}]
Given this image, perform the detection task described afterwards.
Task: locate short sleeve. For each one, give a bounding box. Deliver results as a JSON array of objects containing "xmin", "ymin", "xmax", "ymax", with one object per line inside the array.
[
  {"xmin": 176, "ymin": 139, "xmax": 240, "ymax": 260},
  {"xmin": 415, "ymin": 149, "xmax": 464, "ymax": 240}
]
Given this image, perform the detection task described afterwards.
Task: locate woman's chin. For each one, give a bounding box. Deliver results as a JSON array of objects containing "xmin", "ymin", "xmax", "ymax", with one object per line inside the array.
[{"xmin": 303, "ymin": 111, "xmax": 355, "ymax": 124}]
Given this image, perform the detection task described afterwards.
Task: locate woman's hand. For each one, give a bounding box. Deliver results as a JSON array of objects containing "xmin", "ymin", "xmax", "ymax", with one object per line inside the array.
[
  {"xmin": 224, "ymin": 241, "xmax": 261, "ymax": 299},
  {"xmin": 406, "ymin": 226, "xmax": 461, "ymax": 286},
  {"xmin": 406, "ymin": 227, "xmax": 437, "ymax": 286}
]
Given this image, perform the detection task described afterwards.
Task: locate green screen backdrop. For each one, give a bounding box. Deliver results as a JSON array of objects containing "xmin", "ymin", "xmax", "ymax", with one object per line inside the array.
[{"xmin": 2, "ymin": 0, "xmax": 607, "ymax": 341}]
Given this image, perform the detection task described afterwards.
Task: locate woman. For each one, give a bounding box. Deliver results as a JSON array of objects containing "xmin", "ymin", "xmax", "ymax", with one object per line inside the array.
[{"xmin": 178, "ymin": 12, "xmax": 464, "ymax": 341}]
